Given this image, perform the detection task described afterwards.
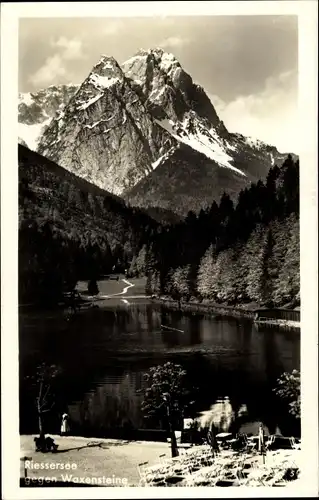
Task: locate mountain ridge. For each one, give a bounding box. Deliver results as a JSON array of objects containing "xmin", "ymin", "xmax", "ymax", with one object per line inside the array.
[
  {"xmin": 20, "ymin": 48, "xmax": 297, "ymax": 214},
  {"xmin": 18, "ymin": 84, "xmax": 79, "ymax": 150}
]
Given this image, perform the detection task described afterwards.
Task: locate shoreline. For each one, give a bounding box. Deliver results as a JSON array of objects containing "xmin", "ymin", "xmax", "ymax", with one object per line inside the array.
[
  {"xmin": 152, "ymin": 296, "xmax": 300, "ymax": 330},
  {"xmin": 19, "ymin": 296, "xmax": 301, "ymax": 331},
  {"xmin": 19, "ymin": 277, "xmax": 300, "ymax": 330},
  {"xmin": 153, "ymin": 296, "xmax": 256, "ymax": 318}
]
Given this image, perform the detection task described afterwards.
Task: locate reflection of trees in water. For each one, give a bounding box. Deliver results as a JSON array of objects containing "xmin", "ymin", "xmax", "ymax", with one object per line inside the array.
[
  {"xmin": 72, "ymin": 371, "xmax": 143, "ymax": 436},
  {"xmin": 261, "ymin": 330, "xmax": 300, "ymax": 436},
  {"xmin": 189, "ymin": 315, "xmax": 201, "ymax": 345},
  {"xmin": 180, "ymin": 352, "xmax": 278, "ymax": 436},
  {"xmin": 159, "ymin": 310, "xmax": 202, "ymax": 348},
  {"xmin": 20, "ymin": 305, "xmax": 300, "ymax": 437},
  {"xmin": 146, "ymin": 305, "xmax": 155, "ymax": 333},
  {"xmin": 196, "ymin": 396, "xmax": 265, "ymax": 437},
  {"xmin": 111, "ymin": 304, "xmax": 164, "ymax": 345}
]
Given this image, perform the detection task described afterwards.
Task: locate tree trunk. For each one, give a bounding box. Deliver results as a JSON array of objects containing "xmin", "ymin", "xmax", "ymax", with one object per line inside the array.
[
  {"xmin": 170, "ymin": 427, "xmax": 179, "ymax": 458},
  {"xmin": 165, "ymin": 399, "xmax": 179, "ymax": 458},
  {"xmin": 168, "ymin": 417, "xmax": 179, "ymax": 458},
  {"xmin": 37, "ymin": 381, "xmax": 45, "ymax": 439},
  {"xmin": 38, "ymin": 411, "xmax": 45, "ymax": 439}
]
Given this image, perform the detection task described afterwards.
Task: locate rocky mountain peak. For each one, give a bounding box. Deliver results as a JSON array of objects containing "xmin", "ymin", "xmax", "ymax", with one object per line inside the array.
[
  {"xmin": 28, "ymin": 48, "xmax": 295, "ymax": 216},
  {"xmin": 122, "ymin": 48, "xmax": 181, "ymax": 86},
  {"xmin": 37, "ymin": 51, "xmax": 176, "ymax": 195},
  {"xmin": 74, "ymin": 55, "xmax": 125, "ymax": 105},
  {"xmin": 92, "ymin": 54, "xmax": 124, "ymax": 80},
  {"xmin": 122, "ymin": 48, "xmax": 220, "ymax": 126}
]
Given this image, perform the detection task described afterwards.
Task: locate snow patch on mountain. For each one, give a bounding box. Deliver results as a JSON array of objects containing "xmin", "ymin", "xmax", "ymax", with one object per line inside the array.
[
  {"xmin": 19, "ymin": 92, "xmax": 35, "ymax": 107},
  {"xmin": 226, "ymin": 142, "xmax": 238, "ymax": 152},
  {"xmin": 84, "ymin": 114, "xmax": 117, "ymax": 129},
  {"xmin": 101, "ymin": 61, "xmax": 116, "ymax": 70},
  {"xmin": 84, "ymin": 120, "xmax": 103, "ymax": 130},
  {"xmin": 245, "ymin": 136, "xmax": 266, "ymax": 150},
  {"xmin": 159, "ymin": 51, "xmax": 177, "ymax": 72},
  {"xmin": 18, "ymin": 137, "xmax": 28, "ymax": 147},
  {"xmin": 18, "ymin": 119, "xmax": 51, "ymax": 151},
  {"xmin": 149, "ymin": 86, "xmax": 166, "ymax": 103},
  {"xmin": 151, "ymin": 146, "xmax": 175, "ymax": 170},
  {"xmin": 78, "ymin": 93, "xmax": 104, "ymax": 110},
  {"xmin": 89, "ymin": 73, "xmax": 121, "ymax": 90},
  {"xmin": 18, "ymin": 84, "xmax": 80, "ymax": 150},
  {"xmin": 122, "ymin": 54, "xmax": 146, "ymax": 65},
  {"xmin": 72, "ymin": 63, "xmax": 123, "ymax": 112},
  {"xmin": 156, "ymin": 115, "xmax": 246, "ymax": 177}
]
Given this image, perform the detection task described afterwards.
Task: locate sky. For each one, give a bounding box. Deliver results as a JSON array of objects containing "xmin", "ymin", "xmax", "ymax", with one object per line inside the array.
[{"xmin": 19, "ymin": 15, "xmax": 298, "ymax": 152}]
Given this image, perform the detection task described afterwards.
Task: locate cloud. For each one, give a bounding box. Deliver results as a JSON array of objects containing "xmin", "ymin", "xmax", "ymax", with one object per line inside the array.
[
  {"xmin": 209, "ymin": 70, "xmax": 298, "ymax": 152},
  {"xmin": 29, "ymin": 54, "xmax": 66, "ymax": 86},
  {"xmin": 51, "ymin": 36, "xmax": 84, "ymax": 60},
  {"xmin": 159, "ymin": 36, "xmax": 189, "ymax": 48},
  {"xmin": 29, "ymin": 36, "xmax": 86, "ymax": 87},
  {"xmin": 103, "ymin": 21, "xmax": 123, "ymax": 35}
]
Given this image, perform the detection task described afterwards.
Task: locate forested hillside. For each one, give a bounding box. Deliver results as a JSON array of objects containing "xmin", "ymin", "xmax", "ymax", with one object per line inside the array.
[
  {"xmin": 19, "ymin": 143, "xmax": 299, "ymax": 309},
  {"xmin": 18, "ymin": 145, "xmax": 159, "ymax": 304},
  {"xmin": 145, "ymin": 155, "xmax": 300, "ymax": 308}
]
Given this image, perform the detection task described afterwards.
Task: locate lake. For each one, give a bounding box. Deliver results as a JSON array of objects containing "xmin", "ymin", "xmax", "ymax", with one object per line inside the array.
[{"xmin": 19, "ymin": 300, "xmax": 300, "ymax": 439}]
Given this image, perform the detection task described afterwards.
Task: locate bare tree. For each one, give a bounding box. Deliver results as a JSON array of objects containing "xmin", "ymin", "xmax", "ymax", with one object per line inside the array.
[{"xmin": 27, "ymin": 363, "xmax": 62, "ymax": 439}]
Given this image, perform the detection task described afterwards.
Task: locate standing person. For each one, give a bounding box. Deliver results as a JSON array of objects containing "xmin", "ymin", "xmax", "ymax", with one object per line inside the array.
[
  {"xmin": 207, "ymin": 426, "xmax": 220, "ymax": 456},
  {"xmin": 258, "ymin": 423, "xmax": 266, "ymax": 464},
  {"xmin": 60, "ymin": 412, "xmax": 70, "ymax": 436}
]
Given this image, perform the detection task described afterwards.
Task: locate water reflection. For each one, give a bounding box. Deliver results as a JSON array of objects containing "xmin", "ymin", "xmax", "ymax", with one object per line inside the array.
[
  {"xmin": 198, "ymin": 396, "xmax": 234, "ymax": 432},
  {"xmin": 19, "ymin": 302, "xmax": 300, "ymax": 437},
  {"xmin": 70, "ymin": 372, "xmax": 143, "ymax": 436}
]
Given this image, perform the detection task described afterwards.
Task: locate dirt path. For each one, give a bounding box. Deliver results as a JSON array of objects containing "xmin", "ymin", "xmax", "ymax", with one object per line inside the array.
[{"xmin": 99, "ymin": 279, "xmax": 135, "ymax": 300}]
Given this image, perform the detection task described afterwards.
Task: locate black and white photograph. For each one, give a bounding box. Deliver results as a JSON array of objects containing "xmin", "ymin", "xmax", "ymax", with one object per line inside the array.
[{"xmin": 1, "ymin": 1, "xmax": 318, "ymax": 498}]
